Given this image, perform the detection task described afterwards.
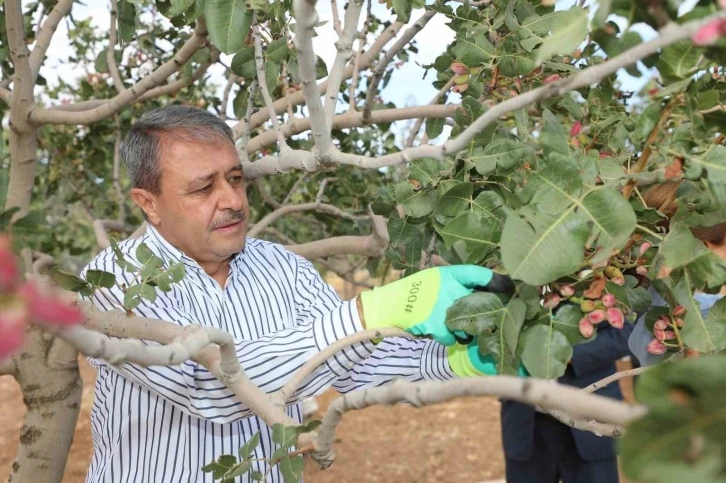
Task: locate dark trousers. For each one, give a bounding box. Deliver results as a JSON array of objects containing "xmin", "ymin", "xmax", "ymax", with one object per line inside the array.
[{"xmin": 505, "ymin": 413, "xmax": 619, "ymax": 483}]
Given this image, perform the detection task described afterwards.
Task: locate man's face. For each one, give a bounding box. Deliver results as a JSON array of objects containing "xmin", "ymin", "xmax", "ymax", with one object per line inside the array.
[{"xmin": 137, "ymin": 137, "xmax": 249, "ymax": 265}]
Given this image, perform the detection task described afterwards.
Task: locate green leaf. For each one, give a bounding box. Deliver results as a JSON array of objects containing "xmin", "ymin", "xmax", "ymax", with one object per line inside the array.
[
  {"xmin": 536, "ymin": 7, "xmax": 588, "ymax": 65},
  {"xmin": 445, "ymin": 291, "xmax": 503, "ymax": 335},
  {"xmin": 632, "ymin": 102, "xmax": 661, "ymax": 142},
  {"xmin": 230, "ymin": 47, "xmax": 256, "ymax": 78},
  {"xmin": 166, "ymin": 262, "xmax": 186, "ymax": 284},
  {"xmin": 520, "ymin": 324, "xmax": 573, "ymax": 379},
  {"xmin": 278, "ymin": 455, "xmax": 304, "ymax": 483},
  {"xmin": 0, "ymin": 169, "xmax": 8, "ymax": 210},
  {"xmin": 502, "ymin": 186, "xmax": 636, "ymax": 285},
  {"xmin": 52, "ymin": 269, "xmax": 91, "ymax": 295},
  {"xmin": 387, "ymin": 218, "xmax": 418, "ymax": 247},
  {"xmin": 689, "ymin": 146, "xmax": 726, "ymax": 206},
  {"xmin": 117, "ymin": 1, "xmax": 136, "ymax": 44},
  {"xmin": 136, "ymin": 243, "xmax": 157, "ymax": 265},
  {"xmin": 266, "ymin": 38, "xmax": 290, "ymax": 63},
  {"xmin": 124, "ymin": 284, "xmax": 144, "ymax": 310},
  {"xmin": 271, "ymin": 424, "xmax": 298, "ymax": 449},
  {"xmin": 251, "ymin": 470, "xmax": 264, "ymax": 481},
  {"xmin": 498, "ymin": 40, "xmax": 537, "ymax": 77},
  {"xmin": 409, "ymin": 158, "xmax": 440, "ymax": 187},
  {"xmin": 140, "ymin": 283, "xmax": 158, "ymax": 303},
  {"xmin": 392, "ymin": 0, "xmax": 414, "ymax": 23},
  {"xmin": 238, "ymin": 431, "xmax": 261, "ymax": 459},
  {"xmin": 425, "ymin": 117, "xmax": 445, "ymax": 140},
  {"xmin": 471, "ymin": 138, "xmax": 533, "ymax": 175},
  {"xmin": 660, "ymin": 223, "xmax": 726, "ymax": 289},
  {"xmin": 225, "ymin": 461, "xmax": 252, "ymax": 479},
  {"xmin": 435, "ymin": 182, "xmax": 472, "ymax": 216},
  {"xmin": 168, "ymin": 0, "xmax": 195, "ymax": 16},
  {"xmin": 232, "ymin": 87, "xmax": 249, "ymax": 119},
  {"xmin": 439, "ymin": 213, "xmax": 498, "ymax": 264},
  {"xmin": 620, "ymin": 355, "xmax": 726, "ymax": 481},
  {"xmin": 657, "ymin": 41, "xmax": 701, "ymax": 84},
  {"xmin": 540, "ymin": 109, "xmax": 569, "ymax": 158},
  {"xmin": 674, "ymin": 274, "xmax": 726, "ymax": 353},
  {"xmin": 452, "ymin": 30, "xmax": 495, "ymax": 68},
  {"xmin": 85, "ymin": 270, "xmax": 116, "ymax": 289},
  {"xmin": 315, "ymin": 56, "xmax": 328, "ymax": 79},
  {"xmin": 205, "ymin": 0, "xmax": 253, "ymax": 54},
  {"xmin": 471, "ymin": 191, "xmax": 508, "ymax": 227},
  {"xmin": 394, "ymin": 182, "xmax": 438, "ymax": 218},
  {"xmin": 477, "ymin": 298, "xmax": 527, "ymax": 375}
]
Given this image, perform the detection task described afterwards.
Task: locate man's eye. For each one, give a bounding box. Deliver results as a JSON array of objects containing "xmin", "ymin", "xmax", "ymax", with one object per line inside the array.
[
  {"xmin": 196, "ymin": 185, "xmax": 212, "ymax": 194},
  {"xmin": 229, "ymin": 176, "xmax": 243, "ymax": 184}
]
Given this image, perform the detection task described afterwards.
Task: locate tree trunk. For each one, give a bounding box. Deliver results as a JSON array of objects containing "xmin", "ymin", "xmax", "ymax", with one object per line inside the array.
[
  {"xmin": 5, "ymin": 129, "xmax": 38, "ymax": 216},
  {"xmin": 7, "ymin": 327, "xmax": 82, "ymax": 483}
]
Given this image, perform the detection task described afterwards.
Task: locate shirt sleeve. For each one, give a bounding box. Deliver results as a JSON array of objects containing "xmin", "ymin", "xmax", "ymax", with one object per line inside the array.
[
  {"xmin": 82, "ymin": 249, "xmax": 365, "ymax": 425},
  {"xmin": 288, "ymin": 252, "xmax": 458, "ymax": 393}
]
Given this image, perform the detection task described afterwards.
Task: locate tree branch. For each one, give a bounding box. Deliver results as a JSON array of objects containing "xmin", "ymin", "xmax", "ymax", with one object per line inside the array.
[
  {"xmin": 323, "ymin": 0, "xmax": 364, "ymax": 130},
  {"xmin": 318, "ymin": 11, "xmax": 726, "ymax": 171},
  {"xmin": 247, "ymin": 201, "xmax": 367, "ymax": 238},
  {"xmin": 92, "ymin": 219, "xmax": 135, "ymax": 249},
  {"xmin": 245, "ymin": 103, "xmax": 458, "ymax": 154},
  {"xmin": 348, "ymin": 0, "xmax": 371, "ymax": 112},
  {"xmin": 232, "ymin": 21, "xmax": 405, "ymax": 138},
  {"xmin": 406, "ymin": 76, "xmax": 456, "ymax": 147},
  {"xmin": 292, "ymin": 0, "xmax": 334, "ymax": 155},
  {"xmin": 0, "ymin": 87, "xmax": 10, "ymax": 103},
  {"xmin": 28, "ymin": 0, "xmax": 74, "ymax": 82},
  {"xmin": 30, "ymin": 18, "xmax": 210, "ymax": 125},
  {"xmin": 107, "ymin": 0, "xmax": 125, "ymax": 93},
  {"xmin": 581, "ymin": 365, "xmax": 651, "ymax": 394},
  {"xmin": 331, "ymin": 0, "xmax": 343, "ymax": 35},
  {"xmin": 362, "ymin": 9, "xmax": 436, "ymax": 122},
  {"xmin": 220, "ymin": 72, "xmax": 238, "ymax": 121},
  {"xmin": 275, "ymin": 328, "xmax": 410, "ymax": 405},
  {"xmin": 311, "ymin": 376, "xmax": 648, "ymax": 467},
  {"xmin": 6, "ymin": 0, "xmax": 34, "ymax": 133},
  {"xmin": 238, "ymin": 80, "xmax": 258, "ymax": 163},
  {"xmin": 253, "ymin": 21, "xmax": 289, "ymax": 150}
]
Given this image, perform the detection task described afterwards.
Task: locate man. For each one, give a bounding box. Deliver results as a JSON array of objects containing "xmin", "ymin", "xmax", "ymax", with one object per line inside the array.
[
  {"xmin": 500, "ymin": 321, "xmax": 635, "ymax": 483},
  {"xmin": 82, "ymin": 105, "xmax": 507, "ymax": 482}
]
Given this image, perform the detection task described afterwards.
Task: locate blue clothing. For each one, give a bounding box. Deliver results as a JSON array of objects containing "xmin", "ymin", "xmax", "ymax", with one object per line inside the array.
[
  {"xmin": 501, "ymin": 322, "xmax": 635, "ymax": 483},
  {"xmin": 628, "ymin": 289, "xmax": 722, "ymax": 366}
]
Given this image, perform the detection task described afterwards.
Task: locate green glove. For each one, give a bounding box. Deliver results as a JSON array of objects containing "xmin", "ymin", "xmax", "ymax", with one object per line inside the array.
[
  {"xmin": 447, "ymin": 341, "xmax": 530, "ymax": 377},
  {"xmin": 360, "ymin": 265, "xmax": 502, "ymax": 346}
]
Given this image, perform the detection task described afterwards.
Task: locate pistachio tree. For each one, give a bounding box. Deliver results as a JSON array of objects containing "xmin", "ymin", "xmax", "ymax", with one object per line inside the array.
[{"xmin": 1, "ymin": 0, "xmax": 726, "ymax": 482}]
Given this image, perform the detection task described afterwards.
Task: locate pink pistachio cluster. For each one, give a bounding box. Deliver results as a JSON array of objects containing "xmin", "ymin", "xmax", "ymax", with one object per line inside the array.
[
  {"xmin": 0, "ymin": 235, "xmax": 84, "ymax": 358},
  {"xmin": 692, "ymin": 0, "xmax": 726, "ymax": 45},
  {"xmin": 646, "ymin": 306, "xmax": 687, "ymax": 355}
]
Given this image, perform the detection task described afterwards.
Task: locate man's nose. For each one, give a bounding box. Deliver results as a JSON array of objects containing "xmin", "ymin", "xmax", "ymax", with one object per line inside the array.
[{"xmin": 218, "ymin": 181, "xmax": 246, "ymax": 212}]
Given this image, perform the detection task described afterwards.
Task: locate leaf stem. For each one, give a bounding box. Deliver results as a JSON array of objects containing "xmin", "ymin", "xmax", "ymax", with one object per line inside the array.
[{"xmin": 635, "ymin": 224, "xmax": 664, "ymax": 240}]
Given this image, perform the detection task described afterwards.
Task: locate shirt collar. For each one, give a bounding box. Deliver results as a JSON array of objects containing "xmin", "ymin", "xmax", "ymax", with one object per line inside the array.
[{"xmin": 144, "ymin": 224, "xmax": 246, "ymax": 272}]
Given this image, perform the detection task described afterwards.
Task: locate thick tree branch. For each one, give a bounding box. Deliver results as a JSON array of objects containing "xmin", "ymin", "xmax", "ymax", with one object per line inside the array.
[
  {"xmin": 233, "ymin": 21, "xmax": 404, "ymax": 138},
  {"xmin": 323, "ymin": 0, "xmax": 364, "ymax": 130},
  {"xmin": 93, "ymin": 219, "xmax": 135, "ymax": 249},
  {"xmin": 253, "ymin": 22, "xmax": 289, "ymax": 150},
  {"xmin": 362, "ymin": 9, "xmax": 436, "ymax": 122},
  {"xmin": 245, "ymin": 103, "xmax": 458, "ymax": 154},
  {"xmin": 292, "ymin": 0, "xmax": 334, "ymax": 154},
  {"xmin": 30, "ymin": 18, "xmax": 210, "ymax": 125},
  {"xmin": 28, "ymin": 0, "xmax": 74, "ymax": 82},
  {"xmin": 311, "ymin": 377, "xmax": 647, "ymax": 466},
  {"xmin": 331, "ymin": 0, "xmax": 343, "ymax": 35},
  {"xmin": 107, "ymin": 0, "xmax": 125, "ymax": 92}
]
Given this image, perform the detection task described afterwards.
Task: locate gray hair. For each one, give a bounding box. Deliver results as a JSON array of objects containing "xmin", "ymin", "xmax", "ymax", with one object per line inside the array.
[{"xmin": 121, "ymin": 105, "xmax": 235, "ymax": 194}]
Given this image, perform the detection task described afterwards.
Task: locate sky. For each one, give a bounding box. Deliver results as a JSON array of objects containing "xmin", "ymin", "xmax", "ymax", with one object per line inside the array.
[{"xmin": 29, "ymin": 0, "xmax": 700, "ymax": 139}]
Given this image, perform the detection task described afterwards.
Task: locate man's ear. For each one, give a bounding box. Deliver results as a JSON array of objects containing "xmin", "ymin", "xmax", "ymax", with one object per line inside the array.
[{"xmin": 130, "ymin": 188, "xmax": 161, "ymax": 225}]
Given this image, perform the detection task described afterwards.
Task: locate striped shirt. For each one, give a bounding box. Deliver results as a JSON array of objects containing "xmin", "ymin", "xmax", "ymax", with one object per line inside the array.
[{"xmin": 83, "ymin": 225, "xmax": 456, "ymax": 482}]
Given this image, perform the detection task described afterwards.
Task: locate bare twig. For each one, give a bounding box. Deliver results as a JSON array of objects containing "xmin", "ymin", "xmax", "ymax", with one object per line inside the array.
[
  {"xmin": 323, "ymin": 0, "xmax": 364, "ymax": 130},
  {"xmin": 247, "ymin": 202, "xmax": 366, "ymax": 238},
  {"xmin": 348, "ymin": 0, "xmax": 372, "ymax": 112},
  {"xmin": 238, "ymin": 80, "xmax": 258, "ymax": 163},
  {"xmin": 107, "ymin": 0, "xmax": 125, "ymax": 92},
  {"xmin": 582, "ymin": 365, "xmax": 651, "ymax": 394},
  {"xmin": 232, "ymin": 21, "xmax": 404, "ymax": 138},
  {"xmin": 28, "ymin": 0, "xmax": 74, "ymax": 81},
  {"xmin": 281, "ymin": 173, "xmax": 308, "ymax": 205},
  {"xmin": 406, "ymin": 77, "xmax": 456, "ymax": 147},
  {"xmin": 292, "ymin": 0, "xmax": 334, "ymax": 154},
  {"xmin": 362, "ymin": 10, "xmax": 437, "ymax": 122},
  {"xmin": 31, "ymin": 18, "xmax": 210, "ymax": 125},
  {"xmin": 275, "ymin": 327, "xmax": 410, "ymax": 405},
  {"xmin": 252, "ymin": 20, "xmax": 289, "ymax": 150},
  {"xmin": 281, "ymin": 63, "xmax": 295, "ymax": 119},
  {"xmin": 220, "ymin": 72, "xmax": 238, "ymax": 121},
  {"xmin": 331, "ymin": 0, "xmax": 343, "ymax": 35}
]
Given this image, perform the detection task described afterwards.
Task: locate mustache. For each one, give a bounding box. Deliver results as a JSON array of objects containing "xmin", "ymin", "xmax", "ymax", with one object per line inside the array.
[{"xmin": 210, "ymin": 210, "xmax": 246, "ymax": 230}]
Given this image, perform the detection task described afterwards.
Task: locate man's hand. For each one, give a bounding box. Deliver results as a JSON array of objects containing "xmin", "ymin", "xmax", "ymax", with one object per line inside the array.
[
  {"xmin": 447, "ymin": 341, "xmax": 530, "ymax": 377},
  {"xmin": 360, "ymin": 265, "xmax": 510, "ymax": 346}
]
